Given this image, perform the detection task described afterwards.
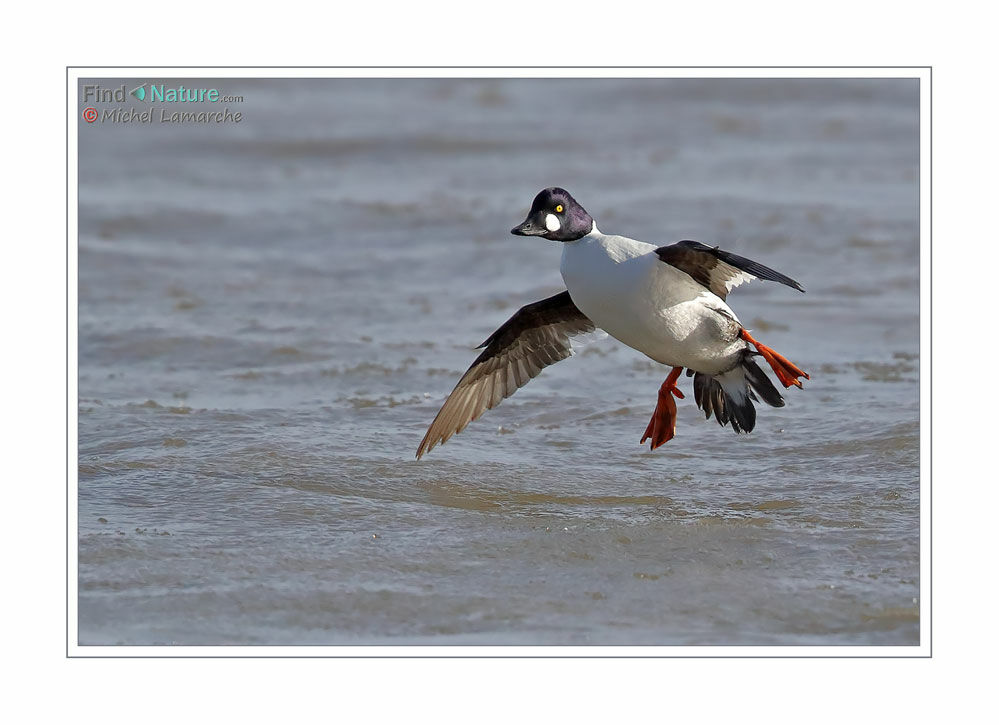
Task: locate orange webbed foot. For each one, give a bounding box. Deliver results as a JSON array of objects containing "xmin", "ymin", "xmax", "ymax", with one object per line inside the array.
[
  {"xmin": 640, "ymin": 366, "xmax": 685, "ymax": 450},
  {"xmin": 739, "ymin": 329, "xmax": 809, "ymax": 389}
]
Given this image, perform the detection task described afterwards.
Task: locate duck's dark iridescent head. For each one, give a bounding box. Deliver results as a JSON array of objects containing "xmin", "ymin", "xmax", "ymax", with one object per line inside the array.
[{"xmin": 511, "ymin": 187, "xmax": 593, "ymax": 242}]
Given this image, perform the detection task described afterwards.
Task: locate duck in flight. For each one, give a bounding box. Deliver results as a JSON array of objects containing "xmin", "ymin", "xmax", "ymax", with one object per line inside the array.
[{"xmin": 416, "ymin": 187, "xmax": 809, "ymax": 459}]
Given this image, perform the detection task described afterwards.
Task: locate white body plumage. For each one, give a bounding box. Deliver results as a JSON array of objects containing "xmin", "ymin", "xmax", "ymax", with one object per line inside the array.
[{"xmin": 560, "ymin": 225, "xmax": 747, "ymax": 375}]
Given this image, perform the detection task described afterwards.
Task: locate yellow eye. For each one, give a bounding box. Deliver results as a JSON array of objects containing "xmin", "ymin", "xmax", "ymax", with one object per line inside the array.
[{"xmin": 555, "ymin": 204, "xmax": 564, "ymax": 213}]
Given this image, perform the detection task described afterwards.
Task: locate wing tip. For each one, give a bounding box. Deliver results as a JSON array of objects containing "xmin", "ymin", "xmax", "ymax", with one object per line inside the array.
[
  {"xmin": 415, "ymin": 437, "xmax": 436, "ymax": 460},
  {"xmin": 416, "ymin": 427, "xmax": 441, "ymax": 459},
  {"xmin": 756, "ymin": 268, "xmax": 805, "ymax": 294}
]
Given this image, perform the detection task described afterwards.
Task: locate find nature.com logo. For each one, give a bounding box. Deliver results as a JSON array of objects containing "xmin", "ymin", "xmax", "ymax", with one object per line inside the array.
[{"xmin": 81, "ymin": 82, "xmax": 244, "ymax": 125}]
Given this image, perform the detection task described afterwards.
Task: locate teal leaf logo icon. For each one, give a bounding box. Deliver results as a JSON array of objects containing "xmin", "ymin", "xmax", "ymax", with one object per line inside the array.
[{"xmin": 129, "ymin": 84, "xmax": 146, "ymax": 101}]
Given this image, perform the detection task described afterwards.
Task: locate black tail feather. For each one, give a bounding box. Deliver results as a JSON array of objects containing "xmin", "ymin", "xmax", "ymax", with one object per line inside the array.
[
  {"xmin": 743, "ymin": 355, "xmax": 785, "ymax": 408},
  {"xmin": 693, "ymin": 351, "xmax": 791, "ymax": 434},
  {"xmin": 693, "ymin": 372, "xmax": 719, "ymax": 423},
  {"xmin": 727, "ymin": 386, "xmax": 755, "ymax": 433},
  {"xmin": 693, "ymin": 370, "xmax": 756, "ymax": 433}
]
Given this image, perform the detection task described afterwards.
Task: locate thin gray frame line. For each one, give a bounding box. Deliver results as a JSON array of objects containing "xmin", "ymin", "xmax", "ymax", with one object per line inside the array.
[
  {"xmin": 67, "ymin": 68, "xmax": 930, "ymax": 658},
  {"xmin": 68, "ymin": 65, "xmax": 931, "ymax": 69}
]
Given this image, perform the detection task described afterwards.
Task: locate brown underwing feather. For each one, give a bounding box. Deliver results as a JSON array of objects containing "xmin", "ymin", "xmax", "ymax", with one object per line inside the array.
[
  {"xmin": 416, "ymin": 291, "xmax": 595, "ymax": 458},
  {"xmin": 655, "ymin": 240, "xmax": 805, "ymax": 300}
]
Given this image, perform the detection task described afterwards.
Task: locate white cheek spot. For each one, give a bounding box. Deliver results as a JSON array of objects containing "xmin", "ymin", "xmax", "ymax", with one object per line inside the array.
[{"xmin": 545, "ymin": 213, "xmax": 561, "ymax": 232}]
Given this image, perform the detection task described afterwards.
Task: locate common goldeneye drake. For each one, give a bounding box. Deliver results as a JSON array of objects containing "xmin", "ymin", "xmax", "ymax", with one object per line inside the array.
[{"xmin": 416, "ymin": 187, "xmax": 808, "ymax": 459}]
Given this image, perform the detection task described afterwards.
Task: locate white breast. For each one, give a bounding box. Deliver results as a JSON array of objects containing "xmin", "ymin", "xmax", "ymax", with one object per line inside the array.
[{"xmin": 560, "ymin": 227, "xmax": 744, "ymax": 373}]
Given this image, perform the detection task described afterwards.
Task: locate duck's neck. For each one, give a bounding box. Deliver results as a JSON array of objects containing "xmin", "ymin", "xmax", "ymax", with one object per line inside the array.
[{"xmin": 563, "ymin": 221, "xmax": 600, "ymax": 246}]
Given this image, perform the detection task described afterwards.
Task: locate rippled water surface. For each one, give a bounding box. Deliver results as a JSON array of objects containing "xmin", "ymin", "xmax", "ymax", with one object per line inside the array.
[{"xmin": 77, "ymin": 78, "xmax": 920, "ymax": 645}]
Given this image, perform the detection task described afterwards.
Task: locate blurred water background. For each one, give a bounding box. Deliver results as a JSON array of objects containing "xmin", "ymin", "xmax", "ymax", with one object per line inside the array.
[{"xmin": 77, "ymin": 77, "xmax": 920, "ymax": 645}]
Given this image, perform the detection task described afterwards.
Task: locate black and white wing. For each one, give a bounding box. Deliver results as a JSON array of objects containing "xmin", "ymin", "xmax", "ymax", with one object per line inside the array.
[
  {"xmin": 655, "ymin": 240, "xmax": 805, "ymax": 300},
  {"xmin": 416, "ymin": 291, "xmax": 595, "ymax": 459}
]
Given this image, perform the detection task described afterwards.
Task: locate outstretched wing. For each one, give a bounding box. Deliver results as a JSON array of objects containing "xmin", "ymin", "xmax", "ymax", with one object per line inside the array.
[
  {"xmin": 416, "ymin": 291, "xmax": 595, "ymax": 459},
  {"xmin": 655, "ymin": 240, "xmax": 805, "ymax": 300}
]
